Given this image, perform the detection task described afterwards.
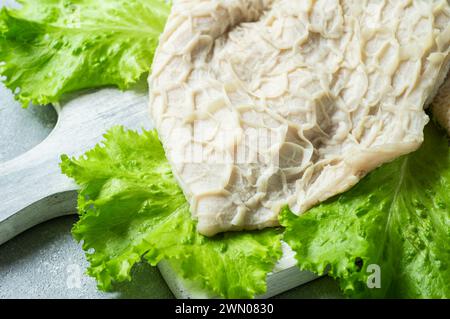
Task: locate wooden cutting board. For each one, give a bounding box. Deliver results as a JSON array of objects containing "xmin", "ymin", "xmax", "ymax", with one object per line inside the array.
[{"xmin": 0, "ymin": 87, "xmax": 318, "ymax": 298}]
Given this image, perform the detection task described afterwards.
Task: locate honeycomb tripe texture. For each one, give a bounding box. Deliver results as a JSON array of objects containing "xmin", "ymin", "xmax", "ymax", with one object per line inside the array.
[{"xmin": 148, "ymin": 0, "xmax": 450, "ymax": 236}]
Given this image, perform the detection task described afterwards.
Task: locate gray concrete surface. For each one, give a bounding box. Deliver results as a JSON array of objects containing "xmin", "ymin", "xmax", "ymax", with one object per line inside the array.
[{"xmin": 0, "ymin": 86, "xmax": 57, "ymax": 163}]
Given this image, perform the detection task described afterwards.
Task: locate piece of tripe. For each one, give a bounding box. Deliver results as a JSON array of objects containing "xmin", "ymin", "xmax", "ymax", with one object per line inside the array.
[{"xmin": 149, "ymin": 0, "xmax": 450, "ymax": 236}]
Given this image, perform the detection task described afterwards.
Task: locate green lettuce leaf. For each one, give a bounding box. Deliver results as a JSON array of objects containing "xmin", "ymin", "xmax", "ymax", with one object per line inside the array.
[
  {"xmin": 280, "ymin": 123, "xmax": 450, "ymax": 298},
  {"xmin": 0, "ymin": 0, "xmax": 170, "ymax": 107},
  {"xmin": 60, "ymin": 127, "xmax": 282, "ymax": 298}
]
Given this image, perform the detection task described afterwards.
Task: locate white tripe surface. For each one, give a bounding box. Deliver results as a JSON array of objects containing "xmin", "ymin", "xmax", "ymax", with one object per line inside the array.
[{"xmin": 149, "ymin": 0, "xmax": 450, "ymax": 236}]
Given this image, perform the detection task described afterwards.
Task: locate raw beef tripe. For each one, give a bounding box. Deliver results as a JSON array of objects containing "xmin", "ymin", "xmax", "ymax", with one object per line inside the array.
[{"xmin": 149, "ymin": 0, "xmax": 450, "ymax": 236}]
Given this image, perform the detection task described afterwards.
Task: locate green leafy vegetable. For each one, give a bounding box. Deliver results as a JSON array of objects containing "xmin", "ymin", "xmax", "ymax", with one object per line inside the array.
[
  {"xmin": 0, "ymin": 0, "xmax": 170, "ymax": 107},
  {"xmin": 61, "ymin": 127, "xmax": 282, "ymax": 298},
  {"xmin": 280, "ymin": 123, "xmax": 450, "ymax": 298}
]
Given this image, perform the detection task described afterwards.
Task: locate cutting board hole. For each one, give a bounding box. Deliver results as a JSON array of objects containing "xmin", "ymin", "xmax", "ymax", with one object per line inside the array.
[{"xmin": 0, "ymin": 86, "xmax": 58, "ymax": 163}]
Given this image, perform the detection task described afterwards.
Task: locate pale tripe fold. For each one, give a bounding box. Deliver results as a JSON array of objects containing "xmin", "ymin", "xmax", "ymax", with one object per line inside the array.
[{"xmin": 148, "ymin": 0, "xmax": 450, "ymax": 236}]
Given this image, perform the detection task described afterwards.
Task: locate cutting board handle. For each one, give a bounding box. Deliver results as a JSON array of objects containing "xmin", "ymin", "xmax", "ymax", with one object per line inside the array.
[
  {"xmin": 0, "ymin": 88, "xmax": 150, "ymax": 245},
  {"xmin": 0, "ymin": 126, "xmax": 78, "ymax": 245}
]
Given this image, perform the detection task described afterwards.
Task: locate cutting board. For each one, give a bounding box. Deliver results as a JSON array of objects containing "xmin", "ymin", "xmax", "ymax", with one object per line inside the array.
[{"xmin": 0, "ymin": 87, "xmax": 318, "ymax": 298}]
